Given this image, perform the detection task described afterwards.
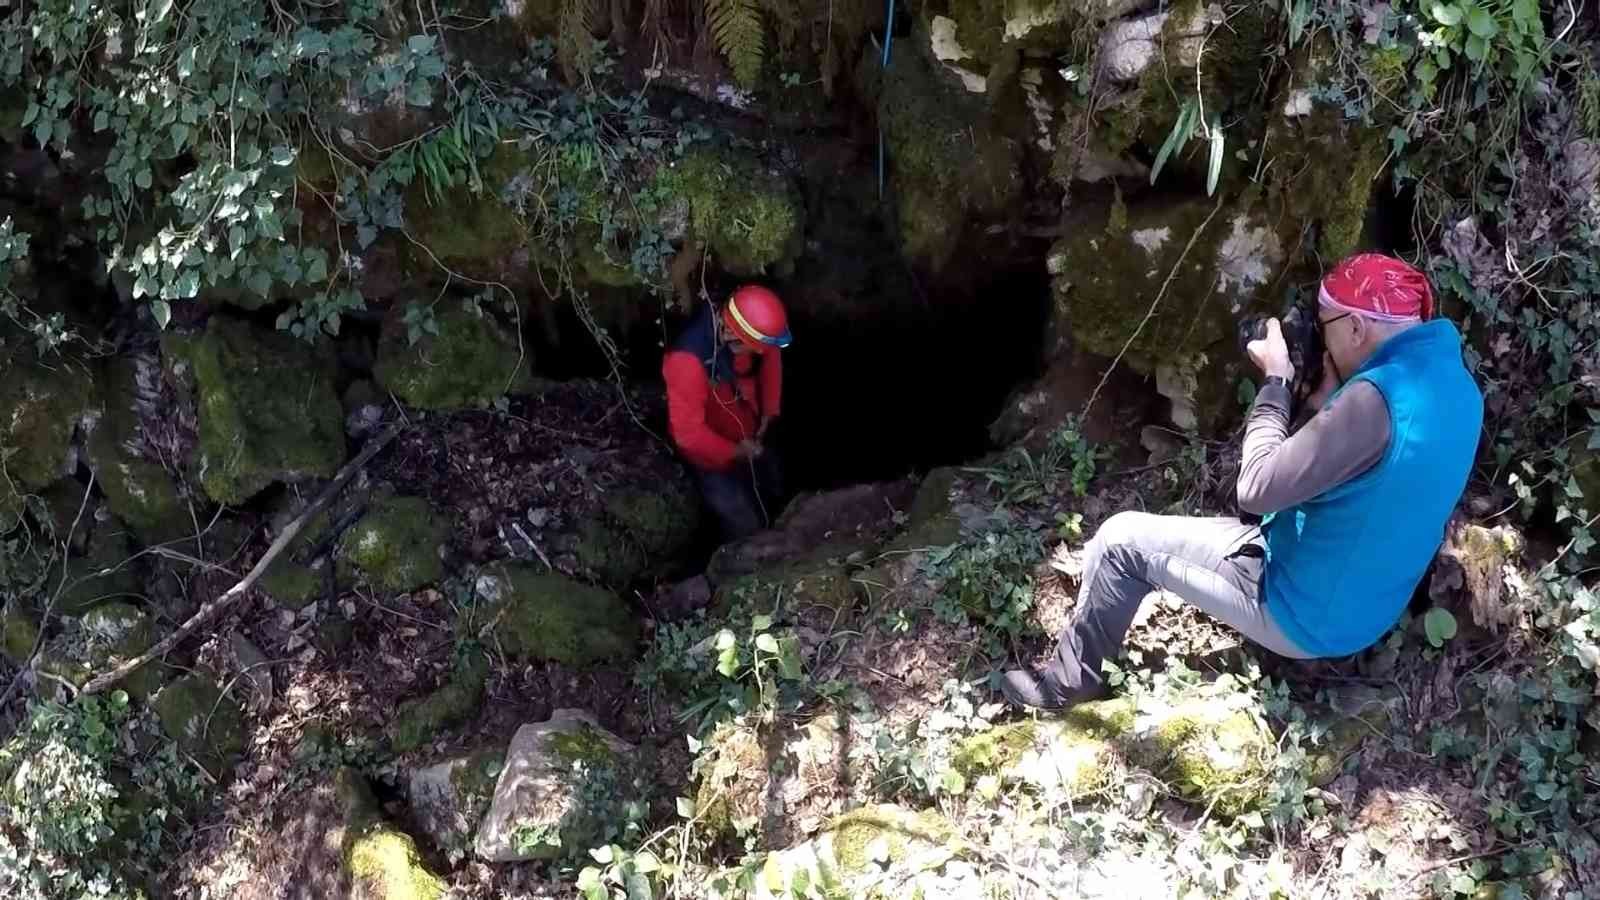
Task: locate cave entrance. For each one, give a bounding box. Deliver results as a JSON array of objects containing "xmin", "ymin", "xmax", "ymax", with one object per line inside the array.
[{"xmin": 773, "ymin": 265, "xmax": 1054, "ymax": 494}]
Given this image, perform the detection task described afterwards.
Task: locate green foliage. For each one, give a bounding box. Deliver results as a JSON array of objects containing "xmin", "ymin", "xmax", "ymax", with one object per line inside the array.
[
  {"xmin": 707, "ymin": 0, "xmax": 765, "ymax": 88},
  {"xmin": 1423, "ymin": 606, "xmax": 1459, "ymax": 647},
  {"xmin": 925, "ymin": 521, "xmax": 1041, "ymax": 658},
  {"xmin": 0, "ymin": 695, "xmax": 208, "ymax": 900},
  {"xmin": 636, "ymin": 599, "xmax": 808, "ymax": 736},
  {"xmin": 1, "ymin": 0, "xmax": 445, "ymax": 330}
]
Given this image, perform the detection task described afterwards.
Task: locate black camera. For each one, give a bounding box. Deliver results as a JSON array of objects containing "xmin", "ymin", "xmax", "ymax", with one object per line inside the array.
[{"xmin": 1237, "ymin": 296, "xmax": 1324, "ymax": 396}]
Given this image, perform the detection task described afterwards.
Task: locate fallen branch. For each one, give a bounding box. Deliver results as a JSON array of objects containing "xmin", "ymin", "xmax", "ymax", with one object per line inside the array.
[{"xmin": 79, "ymin": 423, "xmax": 402, "ymax": 696}]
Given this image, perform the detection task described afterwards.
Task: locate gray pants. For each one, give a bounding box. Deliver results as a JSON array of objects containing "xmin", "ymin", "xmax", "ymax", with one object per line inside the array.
[{"xmin": 1044, "ymin": 512, "xmax": 1314, "ymax": 703}]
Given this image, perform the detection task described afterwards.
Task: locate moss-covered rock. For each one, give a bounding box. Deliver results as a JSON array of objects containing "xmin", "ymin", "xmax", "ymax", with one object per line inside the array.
[
  {"xmin": 476, "ymin": 564, "xmax": 638, "ymax": 666},
  {"xmin": 574, "ymin": 480, "xmax": 701, "ymax": 587},
  {"xmin": 331, "ymin": 767, "xmax": 449, "ymax": 900},
  {"xmin": 85, "ymin": 359, "xmax": 190, "ymax": 544},
  {"xmin": 1, "ymin": 598, "xmax": 40, "ymax": 666},
  {"xmin": 260, "ymin": 559, "xmax": 327, "ymax": 610},
  {"xmin": 373, "ymin": 300, "xmax": 533, "ymax": 410},
  {"xmin": 958, "ymin": 688, "xmax": 1273, "ymax": 817},
  {"xmin": 654, "ymin": 147, "xmax": 805, "ymax": 277},
  {"xmin": 81, "ymin": 601, "xmax": 162, "ymax": 700},
  {"xmin": 407, "ymin": 747, "xmax": 505, "ymax": 862},
  {"xmin": 389, "ymin": 650, "xmax": 490, "ymax": 754},
  {"xmin": 166, "ymin": 317, "xmax": 346, "ymax": 505},
  {"xmin": 402, "ymin": 143, "xmax": 530, "ymax": 277},
  {"xmin": 864, "ymin": 22, "xmax": 1022, "ymax": 273},
  {"xmin": 751, "ymin": 804, "xmax": 970, "ymax": 899},
  {"xmin": 152, "ymin": 674, "xmax": 248, "ymax": 779},
  {"xmin": 338, "ymin": 495, "xmax": 447, "ymax": 593},
  {"xmin": 473, "ymin": 709, "xmax": 634, "ymax": 863},
  {"xmin": 0, "ymin": 347, "xmax": 96, "ymax": 494},
  {"xmin": 56, "ymin": 524, "xmax": 142, "ymax": 615},
  {"xmin": 692, "ymin": 719, "xmax": 769, "ymax": 838}
]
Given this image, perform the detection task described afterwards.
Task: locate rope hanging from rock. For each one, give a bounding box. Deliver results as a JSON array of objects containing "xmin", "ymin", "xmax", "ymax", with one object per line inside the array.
[{"xmin": 876, "ymin": 0, "xmax": 896, "ymax": 200}]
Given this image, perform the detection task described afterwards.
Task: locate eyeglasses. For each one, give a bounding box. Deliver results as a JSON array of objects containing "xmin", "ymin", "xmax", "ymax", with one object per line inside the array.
[{"xmin": 1316, "ymin": 311, "xmax": 1352, "ymax": 336}]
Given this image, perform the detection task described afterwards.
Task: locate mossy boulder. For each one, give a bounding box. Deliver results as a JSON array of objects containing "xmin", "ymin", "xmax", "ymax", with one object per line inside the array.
[
  {"xmin": 261, "ymin": 558, "xmax": 327, "ymax": 610},
  {"xmin": 402, "ymin": 143, "xmax": 530, "ymax": 278},
  {"xmin": 476, "ymin": 564, "xmax": 638, "ymax": 666},
  {"xmin": 692, "ymin": 719, "xmax": 768, "ymax": 838},
  {"xmin": 85, "ymin": 358, "xmax": 190, "ymax": 544},
  {"xmin": 56, "ymin": 524, "xmax": 142, "ymax": 615},
  {"xmin": 751, "ymin": 805, "xmax": 971, "ymax": 899},
  {"xmin": 334, "ymin": 768, "xmax": 449, "ymax": 900},
  {"xmin": 407, "ymin": 747, "xmax": 505, "ymax": 862},
  {"xmin": 864, "ymin": 22, "xmax": 1022, "ymax": 273},
  {"xmin": 473, "ymin": 709, "xmax": 634, "ymax": 863},
  {"xmin": 80, "ymin": 601, "xmax": 162, "ymax": 700},
  {"xmin": 574, "ymin": 480, "xmax": 701, "ymax": 587},
  {"xmin": 152, "ymin": 674, "xmax": 248, "ymax": 779},
  {"xmin": 338, "ymin": 495, "xmax": 447, "ymax": 593},
  {"xmin": 373, "ymin": 301, "xmax": 533, "ymax": 410},
  {"xmin": 954, "ymin": 687, "xmax": 1273, "ymax": 818},
  {"xmin": 655, "ymin": 147, "xmax": 805, "ymax": 277},
  {"xmin": 0, "ymin": 347, "xmax": 96, "ymax": 495},
  {"xmin": 166, "ymin": 316, "xmax": 345, "ymax": 505},
  {"xmin": 1, "ymin": 598, "xmax": 40, "ymax": 666},
  {"xmin": 389, "ymin": 650, "xmax": 490, "ymax": 754}
]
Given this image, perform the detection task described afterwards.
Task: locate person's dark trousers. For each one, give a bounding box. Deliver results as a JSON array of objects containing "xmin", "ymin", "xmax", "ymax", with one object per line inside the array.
[
  {"xmin": 1038, "ymin": 512, "xmax": 1313, "ymax": 706},
  {"xmin": 693, "ymin": 450, "xmax": 785, "ymax": 542}
]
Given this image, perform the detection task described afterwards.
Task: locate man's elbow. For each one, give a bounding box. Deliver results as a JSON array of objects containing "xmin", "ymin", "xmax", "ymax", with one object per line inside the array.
[{"xmin": 1234, "ymin": 482, "xmax": 1276, "ymax": 516}]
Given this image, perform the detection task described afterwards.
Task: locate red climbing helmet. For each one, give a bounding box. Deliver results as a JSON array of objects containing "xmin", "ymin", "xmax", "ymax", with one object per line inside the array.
[{"xmin": 723, "ymin": 284, "xmax": 792, "ymax": 350}]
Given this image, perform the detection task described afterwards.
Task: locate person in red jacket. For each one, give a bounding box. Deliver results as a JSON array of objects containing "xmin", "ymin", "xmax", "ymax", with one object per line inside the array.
[{"xmin": 663, "ymin": 285, "xmax": 792, "ymax": 540}]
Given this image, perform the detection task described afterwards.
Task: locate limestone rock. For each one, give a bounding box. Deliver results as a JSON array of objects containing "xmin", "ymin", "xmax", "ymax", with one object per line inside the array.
[
  {"xmin": 474, "ymin": 709, "xmax": 634, "ymax": 863},
  {"xmin": 85, "ymin": 357, "xmax": 190, "ymax": 545},
  {"xmin": 165, "ymin": 317, "xmax": 346, "ymax": 505},
  {"xmin": 0, "ymin": 345, "xmax": 96, "ymax": 505},
  {"xmin": 1429, "ymin": 521, "xmax": 1526, "ymax": 634},
  {"xmin": 407, "ymin": 747, "xmax": 505, "ymax": 863},
  {"xmin": 373, "ymin": 301, "xmax": 532, "ymax": 411},
  {"xmin": 152, "ymin": 674, "xmax": 247, "ymax": 779},
  {"xmin": 693, "ymin": 715, "xmax": 856, "ymax": 847},
  {"xmin": 1, "ymin": 598, "xmax": 40, "ymax": 667},
  {"xmin": 954, "ymin": 687, "xmax": 1273, "ymax": 817},
  {"xmin": 749, "ymin": 805, "xmax": 969, "ymax": 900},
  {"xmin": 573, "ymin": 477, "xmax": 701, "ymax": 587},
  {"xmin": 338, "ymin": 495, "xmax": 446, "ymax": 593},
  {"xmin": 388, "ymin": 650, "xmax": 490, "ymax": 754},
  {"xmin": 654, "ymin": 146, "xmax": 805, "ymax": 278},
  {"xmin": 866, "ymin": 23, "xmax": 1022, "ymax": 273},
  {"xmin": 81, "ymin": 601, "xmax": 162, "ymax": 700},
  {"xmin": 254, "ymin": 766, "xmax": 447, "ymax": 900},
  {"xmin": 476, "ymin": 564, "xmax": 638, "ymax": 666}
]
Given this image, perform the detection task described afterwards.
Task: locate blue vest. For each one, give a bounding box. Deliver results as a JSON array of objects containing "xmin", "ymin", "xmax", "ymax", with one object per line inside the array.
[{"xmin": 1263, "ymin": 319, "xmax": 1483, "ymax": 658}]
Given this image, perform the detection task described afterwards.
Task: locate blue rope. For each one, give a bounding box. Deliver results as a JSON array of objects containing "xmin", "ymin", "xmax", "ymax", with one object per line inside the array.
[{"xmin": 877, "ymin": 0, "xmax": 896, "ymax": 199}]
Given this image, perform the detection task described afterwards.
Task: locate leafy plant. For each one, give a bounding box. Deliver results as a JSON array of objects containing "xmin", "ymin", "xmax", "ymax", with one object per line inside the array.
[
  {"xmin": 636, "ymin": 600, "xmax": 807, "ymax": 736},
  {"xmin": 707, "ymin": 0, "xmax": 766, "ymax": 88}
]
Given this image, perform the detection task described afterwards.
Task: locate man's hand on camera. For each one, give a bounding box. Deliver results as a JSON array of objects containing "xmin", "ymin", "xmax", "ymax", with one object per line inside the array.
[
  {"xmin": 735, "ymin": 439, "xmax": 763, "ymax": 460},
  {"xmin": 1247, "ymin": 318, "xmax": 1296, "ymax": 382}
]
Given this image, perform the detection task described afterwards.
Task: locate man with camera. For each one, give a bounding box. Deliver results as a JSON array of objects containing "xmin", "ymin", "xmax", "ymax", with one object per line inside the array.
[{"xmin": 1001, "ymin": 253, "xmax": 1483, "ymax": 710}]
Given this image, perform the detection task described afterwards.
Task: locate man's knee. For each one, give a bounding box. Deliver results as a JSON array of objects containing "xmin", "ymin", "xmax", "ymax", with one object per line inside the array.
[{"xmin": 1091, "ymin": 510, "xmax": 1153, "ymax": 553}]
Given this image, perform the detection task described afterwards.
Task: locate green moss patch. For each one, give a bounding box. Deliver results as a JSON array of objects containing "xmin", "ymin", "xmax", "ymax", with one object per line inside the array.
[
  {"xmin": 152, "ymin": 675, "xmax": 248, "ymax": 780},
  {"xmin": 389, "ymin": 650, "xmax": 490, "ymax": 754},
  {"xmin": 87, "ymin": 359, "xmax": 190, "ymax": 544},
  {"xmin": 348, "ymin": 826, "xmax": 447, "ymax": 900},
  {"xmin": 480, "ymin": 564, "xmax": 638, "ymax": 666},
  {"xmin": 339, "ymin": 495, "xmax": 447, "ymax": 593},
  {"xmin": 169, "ymin": 317, "xmax": 345, "ymax": 505},
  {"xmin": 373, "ymin": 301, "xmax": 532, "ymax": 410},
  {"xmin": 1, "ymin": 599, "xmax": 40, "ymax": 666},
  {"xmin": 0, "ymin": 348, "xmax": 95, "ymax": 491},
  {"xmin": 575, "ymin": 481, "xmax": 702, "ymax": 587},
  {"xmin": 654, "ymin": 146, "xmax": 804, "ymax": 277}
]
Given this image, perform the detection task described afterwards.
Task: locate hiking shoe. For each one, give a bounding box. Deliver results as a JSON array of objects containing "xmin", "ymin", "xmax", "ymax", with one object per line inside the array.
[{"xmin": 999, "ymin": 667, "xmax": 1071, "ymax": 710}]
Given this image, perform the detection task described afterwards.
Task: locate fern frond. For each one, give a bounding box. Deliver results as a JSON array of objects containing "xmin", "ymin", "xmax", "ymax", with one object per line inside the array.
[{"xmin": 706, "ymin": 0, "xmax": 764, "ymax": 88}]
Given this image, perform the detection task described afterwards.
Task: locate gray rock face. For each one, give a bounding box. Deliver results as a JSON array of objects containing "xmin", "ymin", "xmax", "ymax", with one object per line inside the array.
[
  {"xmin": 474, "ymin": 709, "xmax": 633, "ymax": 863},
  {"xmin": 407, "ymin": 748, "xmax": 504, "ymax": 863}
]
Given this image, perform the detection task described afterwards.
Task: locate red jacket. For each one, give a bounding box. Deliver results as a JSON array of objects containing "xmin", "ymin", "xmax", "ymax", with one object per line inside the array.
[{"xmin": 663, "ymin": 306, "xmax": 782, "ymax": 472}]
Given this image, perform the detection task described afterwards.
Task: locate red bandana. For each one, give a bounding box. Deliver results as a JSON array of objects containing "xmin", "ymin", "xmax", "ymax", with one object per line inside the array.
[{"xmin": 1318, "ymin": 253, "xmax": 1434, "ymax": 323}]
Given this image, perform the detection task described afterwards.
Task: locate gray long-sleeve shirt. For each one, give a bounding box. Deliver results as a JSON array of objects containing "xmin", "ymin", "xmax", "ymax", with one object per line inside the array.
[{"xmin": 1237, "ymin": 380, "xmax": 1392, "ymax": 515}]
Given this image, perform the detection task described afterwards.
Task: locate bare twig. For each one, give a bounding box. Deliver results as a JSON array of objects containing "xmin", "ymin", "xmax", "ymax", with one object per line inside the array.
[{"xmin": 79, "ymin": 424, "xmax": 402, "ymax": 696}]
